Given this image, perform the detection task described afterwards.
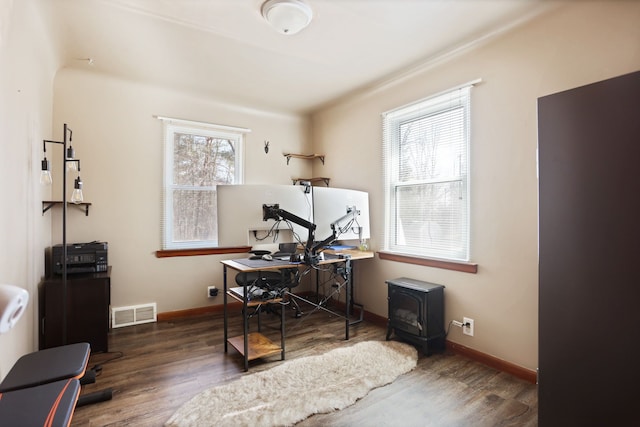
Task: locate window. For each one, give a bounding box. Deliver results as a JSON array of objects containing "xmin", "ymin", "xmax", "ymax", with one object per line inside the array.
[
  {"xmin": 160, "ymin": 118, "xmax": 248, "ymax": 250},
  {"xmin": 382, "ymin": 84, "xmax": 473, "ymax": 262}
]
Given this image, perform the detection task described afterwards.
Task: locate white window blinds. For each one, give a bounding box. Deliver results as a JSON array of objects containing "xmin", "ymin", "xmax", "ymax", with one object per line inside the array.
[{"xmin": 382, "ymin": 82, "xmax": 475, "ymax": 261}]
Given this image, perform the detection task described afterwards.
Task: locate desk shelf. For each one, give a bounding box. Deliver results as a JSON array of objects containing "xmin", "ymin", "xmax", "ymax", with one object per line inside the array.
[
  {"xmin": 227, "ymin": 333, "xmax": 282, "ymax": 361},
  {"xmin": 223, "ymin": 274, "xmax": 286, "ymax": 371},
  {"xmin": 227, "ymin": 290, "xmax": 283, "ymax": 306}
]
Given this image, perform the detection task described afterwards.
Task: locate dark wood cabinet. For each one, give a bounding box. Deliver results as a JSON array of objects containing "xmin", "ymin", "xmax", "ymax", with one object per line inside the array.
[
  {"xmin": 41, "ymin": 267, "xmax": 111, "ymax": 353},
  {"xmin": 538, "ymin": 71, "xmax": 640, "ymax": 425}
]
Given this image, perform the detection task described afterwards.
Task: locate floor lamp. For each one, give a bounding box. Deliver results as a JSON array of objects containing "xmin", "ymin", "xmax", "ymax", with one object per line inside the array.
[
  {"xmin": 40, "ymin": 123, "xmax": 84, "ymax": 345},
  {"xmin": 40, "ymin": 140, "xmax": 113, "ymax": 406}
]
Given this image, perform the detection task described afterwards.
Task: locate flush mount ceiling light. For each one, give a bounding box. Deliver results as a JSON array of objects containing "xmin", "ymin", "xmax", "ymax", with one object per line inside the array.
[{"xmin": 261, "ymin": 0, "xmax": 313, "ymax": 35}]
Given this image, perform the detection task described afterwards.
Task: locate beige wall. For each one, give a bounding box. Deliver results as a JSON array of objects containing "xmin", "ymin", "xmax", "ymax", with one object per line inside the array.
[
  {"xmin": 52, "ymin": 69, "xmax": 311, "ymax": 313},
  {"xmin": 0, "ymin": 0, "xmax": 58, "ymax": 377},
  {"xmin": 311, "ymin": 1, "xmax": 640, "ymax": 371}
]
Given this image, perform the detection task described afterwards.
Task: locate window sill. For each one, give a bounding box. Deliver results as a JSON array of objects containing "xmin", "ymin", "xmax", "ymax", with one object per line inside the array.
[
  {"xmin": 156, "ymin": 246, "xmax": 251, "ymax": 258},
  {"xmin": 377, "ymin": 251, "xmax": 478, "ymax": 274}
]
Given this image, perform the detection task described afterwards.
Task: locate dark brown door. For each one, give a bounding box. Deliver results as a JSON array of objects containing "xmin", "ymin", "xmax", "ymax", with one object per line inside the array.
[{"xmin": 538, "ymin": 70, "xmax": 640, "ymax": 425}]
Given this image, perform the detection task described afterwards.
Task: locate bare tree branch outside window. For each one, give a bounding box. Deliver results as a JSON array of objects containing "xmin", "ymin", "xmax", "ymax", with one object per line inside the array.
[{"xmin": 167, "ymin": 130, "xmax": 240, "ymax": 247}]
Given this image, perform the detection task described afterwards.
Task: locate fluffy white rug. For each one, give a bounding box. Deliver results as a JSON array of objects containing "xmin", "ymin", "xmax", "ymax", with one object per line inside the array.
[{"xmin": 165, "ymin": 340, "xmax": 417, "ymax": 427}]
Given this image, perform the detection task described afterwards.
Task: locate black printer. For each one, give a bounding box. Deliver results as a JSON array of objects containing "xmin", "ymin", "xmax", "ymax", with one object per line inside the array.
[{"xmin": 50, "ymin": 241, "xmax": 108, "ymax": 275}]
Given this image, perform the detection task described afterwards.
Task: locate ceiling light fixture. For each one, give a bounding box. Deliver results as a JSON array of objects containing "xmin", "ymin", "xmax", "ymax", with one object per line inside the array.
[{"xmin": 261, "ymin": 0, "xmax": 313, "ymax": 35}]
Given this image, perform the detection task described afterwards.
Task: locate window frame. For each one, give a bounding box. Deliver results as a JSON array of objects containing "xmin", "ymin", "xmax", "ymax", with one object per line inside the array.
[
  {"xmin": 382, "ymin": 83, "xmax": 475, "ymax": 263},
  {"xmin": 160, "ymin": 118, "xmax": 247, "ymax": 251}
]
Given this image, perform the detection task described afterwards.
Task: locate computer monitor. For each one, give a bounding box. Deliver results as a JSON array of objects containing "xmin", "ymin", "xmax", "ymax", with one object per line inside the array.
[
  {"xmin": 312, "ymin": 187, "xmax": 370, "ymax": 244},
  {"xmin": 217, "ymin": 184, "xmax": 313, "ymax": 247}
]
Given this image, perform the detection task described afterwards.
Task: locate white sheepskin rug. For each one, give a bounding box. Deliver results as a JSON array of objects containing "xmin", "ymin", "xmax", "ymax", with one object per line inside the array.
[{"xmin": 165, "ymin": 340, "xmax": 417, "ymax": 427}]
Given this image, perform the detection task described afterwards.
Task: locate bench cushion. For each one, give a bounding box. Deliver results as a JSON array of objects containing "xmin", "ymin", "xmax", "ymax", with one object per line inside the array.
[{"xmin": 0, "ymin": 343, "xmax": 90, "ymax": 392}]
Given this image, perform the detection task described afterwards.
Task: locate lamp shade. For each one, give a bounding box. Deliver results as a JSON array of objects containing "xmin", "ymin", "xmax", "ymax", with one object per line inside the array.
[
  {"xmin": 261, "ymin": 0, "xmax": 313, "ymax": 35},
  {"xmin": 0, "ymin": 284, "xmax": 29, "ymax": 334}
]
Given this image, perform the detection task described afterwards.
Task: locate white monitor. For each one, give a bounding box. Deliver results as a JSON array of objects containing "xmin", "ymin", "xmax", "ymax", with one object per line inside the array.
[
  {"xmin": 217, "ymin": 184, "xmax": 313, "ymax": 247},
  {"xmin": 312, "ymin": 187, "xmax": 370, "ymax": 244}
]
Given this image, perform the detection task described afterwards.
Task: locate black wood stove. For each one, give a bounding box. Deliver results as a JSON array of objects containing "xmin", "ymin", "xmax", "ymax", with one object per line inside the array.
[{"xmin": 386, "ymin": 277, "xmax": 445, "ymax": 355}]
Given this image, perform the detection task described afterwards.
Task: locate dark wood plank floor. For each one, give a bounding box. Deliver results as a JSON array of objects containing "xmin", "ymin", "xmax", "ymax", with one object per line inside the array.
[{"xmin": 72, "ymin": 304, "xmax": 537, "ymax": 426}]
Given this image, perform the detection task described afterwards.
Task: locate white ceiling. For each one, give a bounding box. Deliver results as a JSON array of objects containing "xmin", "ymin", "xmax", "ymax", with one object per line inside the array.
[{"xmin": 51, "ymin": 0, "xmax": 555, "ymax": 115}]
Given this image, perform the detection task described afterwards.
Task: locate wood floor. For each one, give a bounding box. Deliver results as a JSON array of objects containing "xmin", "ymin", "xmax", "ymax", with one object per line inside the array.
[{"xmin": 72, "ymin": 304, "xmax": 537, "ymax": 426}]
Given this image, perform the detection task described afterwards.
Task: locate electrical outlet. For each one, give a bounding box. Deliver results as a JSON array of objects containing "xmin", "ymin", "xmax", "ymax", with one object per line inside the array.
[
  {"xmin": 207, "ymin": 286, "xmax": 218, "ymax": 297},
  {"xmin": 463, "ymin": 317, "xmax": 474, "ymax": 336}
]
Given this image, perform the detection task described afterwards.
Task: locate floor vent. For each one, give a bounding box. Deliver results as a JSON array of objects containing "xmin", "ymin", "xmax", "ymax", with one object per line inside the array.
[{"xmin": 111, "ymin": 303, "xmax": 157, "ymax": 328}]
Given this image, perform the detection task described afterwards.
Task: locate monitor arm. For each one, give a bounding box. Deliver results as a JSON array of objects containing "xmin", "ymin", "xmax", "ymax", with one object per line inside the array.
[
  {"xmin": 263, "ymin": 204, "xmax": 317, "ymax": 263},
  {"xmin": 262, "ymin": 204, "xmax": 360, "ymax": 265},
  {"xmin": 309, "ymin": 207, "xmax": 360, "ymax": 254}
]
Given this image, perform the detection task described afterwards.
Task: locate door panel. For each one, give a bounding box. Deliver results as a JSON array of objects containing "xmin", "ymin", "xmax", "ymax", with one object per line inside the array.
[{"xmin": 538, "ymin": 71, "xmax": 640, "ymax": 425}]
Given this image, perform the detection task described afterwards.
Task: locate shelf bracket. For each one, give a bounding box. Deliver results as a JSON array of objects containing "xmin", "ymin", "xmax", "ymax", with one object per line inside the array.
[
  {"xmin": 42, "ymin": 202, "xmax": 56, "ymax": 215},
  {"xmin": 79, "ymin": 203, "xmax": 90, "ymax": 216},
  {"xmin": 42, "ymin": 201, "xmax": 92, "ymax": 216}
]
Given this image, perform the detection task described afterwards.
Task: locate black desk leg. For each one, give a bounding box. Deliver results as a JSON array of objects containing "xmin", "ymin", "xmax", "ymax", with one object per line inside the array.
[
  {"xmin": 281, "ymin": 300, "xmax": 286, "ymax": 361},
  {"xmin": 223, "ymin": 265, "xmax": 228, "ymax": 353},
  {"xmin": 348, "ymin": 260, "xmax": 364, "ymax": 326},
  {"xmin": 345, "ymin": 258, "xmax": 351, "ymax": 340},
  {"xmin": 242, "ymin": 272, "xmax": 249, "ymax": 371}
]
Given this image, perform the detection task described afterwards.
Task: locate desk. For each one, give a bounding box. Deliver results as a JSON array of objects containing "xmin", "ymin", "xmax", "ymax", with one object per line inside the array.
[
  {"xmin": 222, "ymin": 250, "xmax": 373, "ymax": 370},
  {"xmin": 222, "ymin": 260, "xmax": 289, "ymax": 371}
]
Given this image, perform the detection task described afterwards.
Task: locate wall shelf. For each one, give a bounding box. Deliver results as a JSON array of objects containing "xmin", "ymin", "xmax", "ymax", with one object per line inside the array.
[
  {"xmin": 42, "ymin": 201, "xmax": 92, "ymax": 216},
  {"xmin": 283, "ymin": 153, "xmax": 325, "ymax": 165},
  {"xmin": 292, "ymin": 177, "xmax": 330, "ymax": 186},
  {"xmin": 284, "ymin": 153, "xmax": 328, "ymax": 186}
]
